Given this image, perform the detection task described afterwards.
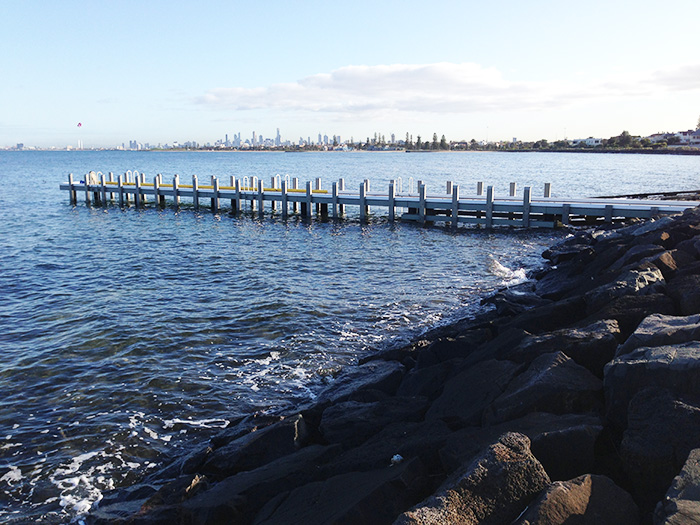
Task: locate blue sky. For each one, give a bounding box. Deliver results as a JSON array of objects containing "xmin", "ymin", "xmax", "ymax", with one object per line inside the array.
[{"xmin": 2, "ymin": 0, "xmax": 699, "ymax": 147}]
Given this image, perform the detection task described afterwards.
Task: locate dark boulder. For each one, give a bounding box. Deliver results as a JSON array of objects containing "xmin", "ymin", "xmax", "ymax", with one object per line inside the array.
[
  {"xmin": 394, "ymin": 432, "xmax": 550, "ymax": 525},
  {"xmin": 425, "ymin": 359, "xmax": 522, "ymax": 428},
  {"xmin": 621, "ymin": 388, "xmax": 700, "ymax": 517},
  {"xmin": 665, "ymin": 274, "xmax": 700, "ymax": 315},
  {"xmin": 253, "ymin": 457, "xmax": 428, "ymax": 525},
  {"xmin": 501, "ymin": 319, "xmax": 620, "ymax": 377},
  {"xmin": 583, "ymin": 292, "xmax": 677, "ymax": 338},
  {"xmin": 516, "ymin": 474, "xmax": 639, "ymax": 524},
  {"xmin": 604, "ymin": 342, "xmax": 700, "ymax": 430},
  {"xmin": 180, "ymin": 444, "xmax": 341, "ymax": 524},
  {"xmin": 616, "ymin": 313, "xmax": 700, "ymax": 357},
  {"xmin": 654, "ymin": 447, "xmax": 700, "ymax": 524},
  {"xmin": 439, "ymin": 413, "xmax": 603, "ymax": 482},
  {"xmin": 484, "ymin": 352, "xmax": 603, "ymax": 424},
  {"xmin": 319, "ymin": 396, "xmax": 429, "ymax": 447},
  {"xmin": 496, "ymin": 295, "xmax": 588, "ymax": 335},
  {"xmin": 199, "ymin": 414, "xmax": 310, "ymax": 480},
  {"xmin": 315, "ymin": 360, "xmax": 405, "ymax": 405},
  {"xmin": 584, "ymin": 265, "xmax": 665, "ymax": 314}
]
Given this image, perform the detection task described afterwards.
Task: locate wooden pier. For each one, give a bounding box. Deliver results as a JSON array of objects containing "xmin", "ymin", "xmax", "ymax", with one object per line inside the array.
[{"xmin": 60, "ymin": 171, "xmax": 700, "ymax": 228}]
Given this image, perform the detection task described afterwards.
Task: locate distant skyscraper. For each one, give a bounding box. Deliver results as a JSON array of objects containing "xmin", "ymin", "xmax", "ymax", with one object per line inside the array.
[
  {"xmin": 275, "ymin": 128, "xmax": 281, "ymax": 146},
  {"xmin": 252, "ymin": 131, "xmax": 257, "ymax": 146},
  {"xmin": 318, "ymin": 133, "xmax": 322, "ymax": 145}
]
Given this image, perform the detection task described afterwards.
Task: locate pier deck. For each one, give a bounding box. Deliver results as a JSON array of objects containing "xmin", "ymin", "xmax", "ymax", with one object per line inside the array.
[{"xmin": 60, "ymin": 171, "xmax": 700, "ymax": 228}]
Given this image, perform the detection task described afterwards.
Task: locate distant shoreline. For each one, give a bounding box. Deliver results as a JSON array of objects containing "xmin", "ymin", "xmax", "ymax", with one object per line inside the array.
[{"xmin": 4, "ymin": 147, "xmax": 700, "ymax": 155}]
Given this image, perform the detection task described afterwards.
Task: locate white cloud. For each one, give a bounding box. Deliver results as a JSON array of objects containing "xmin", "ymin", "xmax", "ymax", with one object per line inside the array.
[{"xmin": 197, "ymin": 62, "xmax": 700, "ymax": 121}]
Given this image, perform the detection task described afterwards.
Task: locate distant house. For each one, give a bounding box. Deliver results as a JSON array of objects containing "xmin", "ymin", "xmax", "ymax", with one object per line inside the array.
[
  {"xmin": 690, "ymin": 129, "xmax": 700, "ymax": 147},
  {"xmin": 647, "ymin": 133, "xmax": 674, "ymax": 143},
  {"xmin": 677, "ymin": 130, "xmax": 696, "ymax": 144},
  {"xmin": 570, "ymin": 137, "xmax": 603, "ymax": 147}
]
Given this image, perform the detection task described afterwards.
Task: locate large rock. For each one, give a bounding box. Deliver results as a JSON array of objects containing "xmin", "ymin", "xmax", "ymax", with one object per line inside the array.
[
  {"xmin": 516, "ymin": 474, "xmax": 639, "ymax": 524},
  {"xmin": 414, "ymin": 329, "xmax": 492, "ymax": 367},
  {"xmin": 484, "ymin": 352, "xmax": 603, "ymax": 424},
  {"xmin": 425, "ymin": 359, "xmax": 521, "ymax": 428},
  {"xmin": 654, "ymin": 448, "xmax": 700, "ymax": 524},
  {"xmin": 647, "ymin": 249, "xmax": 697, "ymax": 280},
  {"xmin": 439, "ymin": 413, "xmax": 603, "ymax": 482},
  {"xmin": 199, "ymin": 414, "xmax": 310, "ymax": 480},
  {"xmin": 496, "ymin": 295, "xmax": 589, "ymax": 335},
  {"xmin": 315, "ymin": 360, "xmax": 405, "ymax": 405},
  {"xmin": 253, "ymin": 457, "xmax": 428, "ymax": 525},
  {"xmin": 604, "ymin": 342, "xmax": 700, "ymax": 429},
  {"xmin": 584, "ymin": 265, "xmax": 665, "ymax": 313},
  {"xmin": 621, "ymin": 388, "xmax": 700, "ymax": 516},
  {"xmin": 394, "ymin": 433, "xmax": 549, "ymax": 525},
  {"xmin": 617, "ymin": 313, "xmax": 700, "ymax": 357},
  {"xmin": 180, "ymin": 444, "xmax": 341, "ymax": 524},
  {"xmin": 606, "ymin": 243, "xmax": 666, "ymax": 274},
  {"xmin": 502, "ymin": 319, "xmax": 620, "ymax": 377},
  {"xmin": 317, "ymin": 420, "xmax": 452, "ymax": 482},
  {"xmin": 319, "ymin": 396, "xmax": 429, "ymax": 447},
  {"xmin": 396, "ymin": 358, "xmax": 459, "ymax": 400},
  {"xmin": 665, "ymin": 274, "xmax": 700, "ymax": 315},
  {"xmin": 583, "ymin": 292, "xmax": 677, "ymax": 338}
]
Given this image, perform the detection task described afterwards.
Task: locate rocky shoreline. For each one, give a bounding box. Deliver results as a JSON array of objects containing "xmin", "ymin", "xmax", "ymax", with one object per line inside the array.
[{"xmin": 89, "ymin": 207, "xmax": 700, "ymax": 524}]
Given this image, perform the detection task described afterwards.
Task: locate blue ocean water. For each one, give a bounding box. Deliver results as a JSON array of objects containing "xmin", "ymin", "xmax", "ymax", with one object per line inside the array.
[{"xmin": 1, "ymin": 150, "xmax": 698, "ymax": 523}]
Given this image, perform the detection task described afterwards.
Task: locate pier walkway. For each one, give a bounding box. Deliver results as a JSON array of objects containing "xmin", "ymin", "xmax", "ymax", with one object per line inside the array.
[{"xmin": 60, "ymin": 171, "xmax": 700, "ymax": 228}]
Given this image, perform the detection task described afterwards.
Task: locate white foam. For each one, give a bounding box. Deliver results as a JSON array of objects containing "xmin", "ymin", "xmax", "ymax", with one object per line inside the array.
[
  {"xmin": 1, "ymin": 466, "xmax": 22, "ymax": 485},
  {"xmin": 162, "ymin": 418, "xmax": 229, "ymax": 430},
  {"xmin": 488, "ymin": 257, "xmax": 528, "ymax": 286}
]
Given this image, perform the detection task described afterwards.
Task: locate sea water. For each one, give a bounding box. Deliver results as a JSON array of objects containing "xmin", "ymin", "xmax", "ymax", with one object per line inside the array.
[{"xmin": 1, "ymin": 150, "xmax": 698, "ymax": 523}]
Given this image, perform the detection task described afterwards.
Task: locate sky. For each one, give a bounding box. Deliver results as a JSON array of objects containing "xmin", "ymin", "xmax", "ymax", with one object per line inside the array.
[{"xmin": 2, "ymin": 0, "xmax": 700, "ymax": 148}]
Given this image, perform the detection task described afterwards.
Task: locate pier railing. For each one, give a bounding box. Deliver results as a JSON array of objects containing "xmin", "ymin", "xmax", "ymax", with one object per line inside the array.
[{"xmin": 60, "ymin": 171, "xmax": 700, "ymax": 228}]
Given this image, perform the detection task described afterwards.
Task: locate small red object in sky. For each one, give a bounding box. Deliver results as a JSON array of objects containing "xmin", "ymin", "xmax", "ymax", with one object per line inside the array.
[{"xmin": 77, "ymin": 122, "xmax": 82, "ymax": 127}]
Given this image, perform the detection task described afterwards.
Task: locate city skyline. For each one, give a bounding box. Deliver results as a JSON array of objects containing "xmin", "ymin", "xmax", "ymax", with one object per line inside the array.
[{"xmin": 2, "ymin": 1, "xmax": 699, "ymax": 148}]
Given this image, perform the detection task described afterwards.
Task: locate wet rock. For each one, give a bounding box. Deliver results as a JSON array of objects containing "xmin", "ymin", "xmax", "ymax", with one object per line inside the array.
[
  {"xmin": 483, "ymin": 286, "xmax": 552, "ymax": 316},
  {"xmin": 425, "ymin": 359, "xmax": 521, "ymax": 428},
  {"xmin": 654, "ymin": 448, "xmax": 700, "ymax": 524},
  {"xmin": 319, "ymin": 396, "xmax": 429, "ymax": 447},
  {"xmin": 497, "ymin": 295, "xmax": 588, "ymax": 334},
  {"xmin": 617, "ymin": 313, "xmax": 700, "ymax": 357},
  {"xmin": 253, "ymin": 457, "xmax": 428, "ymax": 525},
  {"xmin": 502, "ymin": 319, "xmax": 620, "ymax": 377},
  {"xmin": 181, "ymin": 444, "xmax": 341, "ymax": 524},
  {"xmin": 394, "ymin": 432, "xmax": 549, "ymax": 525},
  {"xmin": 621, "ymin": 388, "xmax": 700, "ymax": 516},
  {"xmin": 516, "ymin": 474, "xmax": 639, "ymax": 524},
  {"xmin": 484, "ymin": 352, "xmax": 603, "ymax": 424},
  {"xmin": 396, "ymin": 358, "xmax": 460, "ymax": 400},
  {"xmin": 415, "ymin": 331, "xmax": 490, "ymax": 368},
  {"xmin": 316, "ymin": 360, "xmax": 405, "ymax": 405},
  {"xmin": 210, "ymin": 413, "xmax": 285, "ymax": 449},
  {"xmin": 604, "ymin": 342, "xmax": 700, "ymax": 429},
  {"xmin": 199, "ymin": 414, "xmax": 310, "ymax": 480}
]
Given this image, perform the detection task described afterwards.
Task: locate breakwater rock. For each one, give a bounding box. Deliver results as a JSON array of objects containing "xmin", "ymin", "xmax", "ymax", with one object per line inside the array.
[{"xmin": 89, "ymin": 207, "xmax": 700, "ymax": 524}]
